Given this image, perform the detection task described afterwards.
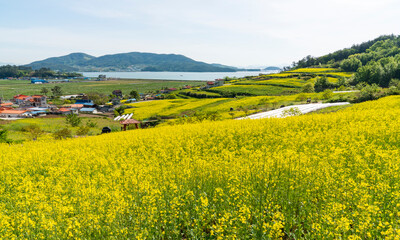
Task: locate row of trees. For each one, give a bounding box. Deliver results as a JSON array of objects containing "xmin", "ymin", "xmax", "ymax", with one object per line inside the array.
[
  {"xmin": 353, "ymin": 57, "xmax": 400, "ymax": 87},
  {"xmin": 301, "ymin": 75, "xmax": 348, "ymax": 93},
  {"xmin": 0, "ymin": 65, "xmax": 31, "ymax": 78},
  {"xmin": 0, "ymin": 65, "xmax": 82, "ymax": 79},
  {"xmin": 40, "ymin": 86, "xmax": 62, "ymax": 97},
  {"xmin": 291, "ymin": 35, "xmax": 397, "ymax": 69}
]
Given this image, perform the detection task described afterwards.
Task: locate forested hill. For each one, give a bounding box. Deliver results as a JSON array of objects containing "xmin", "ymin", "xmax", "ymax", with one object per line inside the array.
[
  {"xmin": 293, "ymin": 35, "xmax": 398, "ymax": 69},
  {"xmin": 25, "ymin": 52, "xmax": 237, "ymax": 72},
  {"xmin": 292, "ymin": 34, "xmax": 400, "ymax": 87}
]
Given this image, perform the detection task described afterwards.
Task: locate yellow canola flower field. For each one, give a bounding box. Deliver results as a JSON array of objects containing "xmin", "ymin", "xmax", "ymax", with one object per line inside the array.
[{"xmin": 2, "ymin": 96, "xmax": 400, "ymax": 239}]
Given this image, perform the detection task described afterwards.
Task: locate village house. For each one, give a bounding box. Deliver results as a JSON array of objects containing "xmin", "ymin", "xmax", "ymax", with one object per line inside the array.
[
  {"xmin": 0, "ymin": 102, "xmax": 13, "ymax": 108},
  {"xmin": 13, "ymin": 95, "xmax": 30, "ymax": 105},
  {"xmin": 31, "ymin": 95, "xmax": 47, "ymax": 107},
  {"xmin": 74, "ymin": 99, "xmax": 95, "ymax": 108},
  {"xmin": 97, "ymin": 105, "xmax": 113, "ymax": 112},
  {"xmin": 13, "ymin": 95, "xmax": 47, "ymax": 108},
  {"xmin": 215, "ymin": 79, "xmax": 225, "ymax": 87},
  {"xmin": 97, "ymin": 75, "xmax": 107, "ymax": 81},
  {"xmin": 57, "ymin": 107, "xmax": 79, "ymax": 115},
  {"xmin": 70, "ymin": 104, "xmax": 84, "ymax": 109},
  {"xmin": 112, "ymin": 90, "xmax": 123, "ymax": 98},
  {"xmin": 0, "ymin": 109, "xmax": 27, "ymax": 119},
  {"xmin": 205, "ymin": 79, "xmax": 225, "ymax": 89},
  {"xmin": 25, "ymin": 107, "xmax": 48, "ymax": 117},
  {"xmin": 30, "ymin": 78, "xmax": 49, "ymax": 84},
  {"xmin": 80, "ymin": 108, "xmax": 98, "ymax": 114}
]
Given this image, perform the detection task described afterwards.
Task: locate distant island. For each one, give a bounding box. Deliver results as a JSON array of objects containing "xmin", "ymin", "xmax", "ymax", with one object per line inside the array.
[
  {"xmin": 25, "ymin": 52, "xmax": 237, "ymax": 72},
  {"xmin": 24, "ymin": 52, "xmax": 281, "ymax": 73},
  {"xmin": 264, "ymin": 66, "xmax": 281, "ymax": 71}
]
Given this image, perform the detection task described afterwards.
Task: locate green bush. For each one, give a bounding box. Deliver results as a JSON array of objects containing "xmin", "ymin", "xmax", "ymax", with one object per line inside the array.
[
  {"xmin": 77, "ymin": 126, "xmax": 90, "ymax": 136},
  {"xmin": 22, "ymin": 124, "xmax": 44, "ymax": 140},
  {"xmin": 302, "ymin": 83, "xmax": 314, "ymax": 93},
  {"xmin": 86, "ymin": 120, "xmax": 98, "ymax": 128},
  {"xmin": 0, "ymin": 129, "xmax": 11, "ymax": 143},
  {"xmin": 53, "ymin": 128, "xmax": 72, "ymax": 140},
  {"xmin": 322, "ymin": 89, "xmax": 334, "ymax": 100}
]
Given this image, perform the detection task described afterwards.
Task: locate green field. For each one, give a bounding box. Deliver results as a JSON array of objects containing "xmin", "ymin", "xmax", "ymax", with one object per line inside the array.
[
  {"xmin": 207, "ymin": 84, "xmax": 299, "ymax": 96},
  {"xmin": 0, "ymin": 79, "xmax": 204, "ymax": 99}
]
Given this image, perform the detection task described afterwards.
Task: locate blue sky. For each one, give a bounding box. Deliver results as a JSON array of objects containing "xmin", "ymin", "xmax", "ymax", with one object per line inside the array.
[{"xmin": 0, "ymin": 0, "xmax": 399, "ymax": 67}]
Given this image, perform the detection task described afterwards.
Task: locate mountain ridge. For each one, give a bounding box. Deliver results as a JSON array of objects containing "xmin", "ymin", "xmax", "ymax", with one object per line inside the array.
[{"xmin": 25, "ymin": 52, "xmax": 238, "ymax": 72}]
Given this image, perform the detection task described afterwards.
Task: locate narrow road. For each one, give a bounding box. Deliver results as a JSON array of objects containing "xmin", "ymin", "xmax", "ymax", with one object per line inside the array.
[{"xmin": 238, "ymin": 102, "xmax": 350, "ymax": 120}]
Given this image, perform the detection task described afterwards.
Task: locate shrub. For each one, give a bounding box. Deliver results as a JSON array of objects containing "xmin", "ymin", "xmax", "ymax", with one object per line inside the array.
[
  {"xmin": 357, "ymin": 84, "xmax": 381, "ymax": 102},
  {"xmin": 0, "ymin": 129, "xmax": 11, "ymax": 143},
  {"xmin": 296, "ymin": 93, "xmax": 308, "ymax": 101},
  {"xmin": 166, "ymin": 94, "xmax": 177, "ymax": 99},
  {"xmin": 86, "ymin": 120, "xmax": 98, "ymax": 128},
  {"xmin": 114, "ymin": 106, "xmax": 128, "ymax": 117},
  {"xmin": 302, "ymin": 83, "xmax": 314, "ymax": 93},
  {"xmin": 66, "ymin": 114, "xmax": 81, "ymax": 127},
  {"xmin": 53, "ymin": 128, "xmax": 72, "ymax": 140},
  {"xmin": 314, "ymin": 76, "xmax": 332, "ymax": 92},
  {"xmin": 77, "ymin": 126, "xmax": 90, "ymax": 136},
  {"xmin": 322, "ymin": 89, "xmax": 334, "ymax": 100},
  {"xmin": 22, "ymin": 124, "xmax": 44, "ymax": 140}
]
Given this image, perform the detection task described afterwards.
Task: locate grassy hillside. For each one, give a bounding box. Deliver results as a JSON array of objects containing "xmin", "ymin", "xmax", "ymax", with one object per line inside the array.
[{"xmin": 1, "ymin": 96, "xmax": 400, "ymax": 238}]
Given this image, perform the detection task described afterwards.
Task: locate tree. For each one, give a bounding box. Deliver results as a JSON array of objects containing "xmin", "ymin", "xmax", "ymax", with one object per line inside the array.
[
  {"xmin": 76, "ymin": 126, "xmax": 90, "ymax": 136},
  {"xmin": 32, "ymin": 68, "xmax": 54, "ymax": 78},
  {"xmin": 87, "ymin": 92, "xmax": 109, "ymax": 105},
  {"xmin": 322, "ymin": 89, "xmax": 334, "ymax": 100},
  {"xmin": 114, "ymin": 106, "xmax": 127, "ymax": 117},
  {"xmin": 65, "ymin": 114, "xmax": 81, "ymax": 127},
  {"xmin": 389, "ymin": 78, "xmax": 400, "ymax": 89},
  {"xmin": 336, "ymin": 77, "xmax": 347, "ymax": 87},
  {"xmin": 51, "ymin": 86, "xmax": 62, "ymax": 97},
  {"xmin": 86, "ymin": 120, "xmax": 98, "ymax": 128},
  {"xmin": 354, "ymin": 62, "xmax": 384, "ymax": 86},
  {"xmin": 22, "ymin": 124, "xmax": 44, "ymax": 140},
  {"xmin": 340, "ymin": 57, "xmax": 362, "ymax": 72},
  {"xmin": 129, "ymin": 90, "xmax": 140, "ymax": 100},
  {"xmin": 314, "ymin": 76, "xmax": 331, "ymax": 92},
  {"xmin": 40, "ymin": 87, "xmax": 49, "ymax": 95},
  {"xmin": 302, "ymin": 83, "xmax": 314, "ymax": 93},
  {"xmin": 53, "ymin": 128, "xmax": 72, "ymax": 140},
  {"xmin": 357, "ymin": 84, "xmax": 381, "ymax": 102}
]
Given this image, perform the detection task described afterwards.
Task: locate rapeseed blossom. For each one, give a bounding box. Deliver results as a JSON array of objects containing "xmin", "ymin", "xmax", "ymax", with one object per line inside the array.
[{"xmin": 1, "ymin": 96, "xmax": 400, "ymax": 238}]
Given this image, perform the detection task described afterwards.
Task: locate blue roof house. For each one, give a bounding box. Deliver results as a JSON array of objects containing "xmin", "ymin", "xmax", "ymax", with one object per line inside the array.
[{"xmin": 80, "ymin": 108, "xmax": 97, "ymax": 114}]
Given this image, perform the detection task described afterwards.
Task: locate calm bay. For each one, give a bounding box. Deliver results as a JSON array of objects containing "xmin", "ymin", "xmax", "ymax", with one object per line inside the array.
[{"xmin": 80, "ymin": 71, "xmax": 278, "ymax": 81}]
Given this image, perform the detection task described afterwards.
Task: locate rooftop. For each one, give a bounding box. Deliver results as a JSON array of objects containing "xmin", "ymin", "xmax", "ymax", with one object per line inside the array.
[{"xmin": 0, "ymin": 110, "xmax": 27, "ymax": 114}]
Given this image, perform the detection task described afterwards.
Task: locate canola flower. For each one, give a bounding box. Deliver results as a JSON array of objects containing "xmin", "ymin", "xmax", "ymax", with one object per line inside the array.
[
  {"xmin": 1, "ymin": 96, "xmax": 400, "ymax": 238},
  {"xmin": 286, "ymin": 67, "xmax": 338, "ymax": 73}
]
